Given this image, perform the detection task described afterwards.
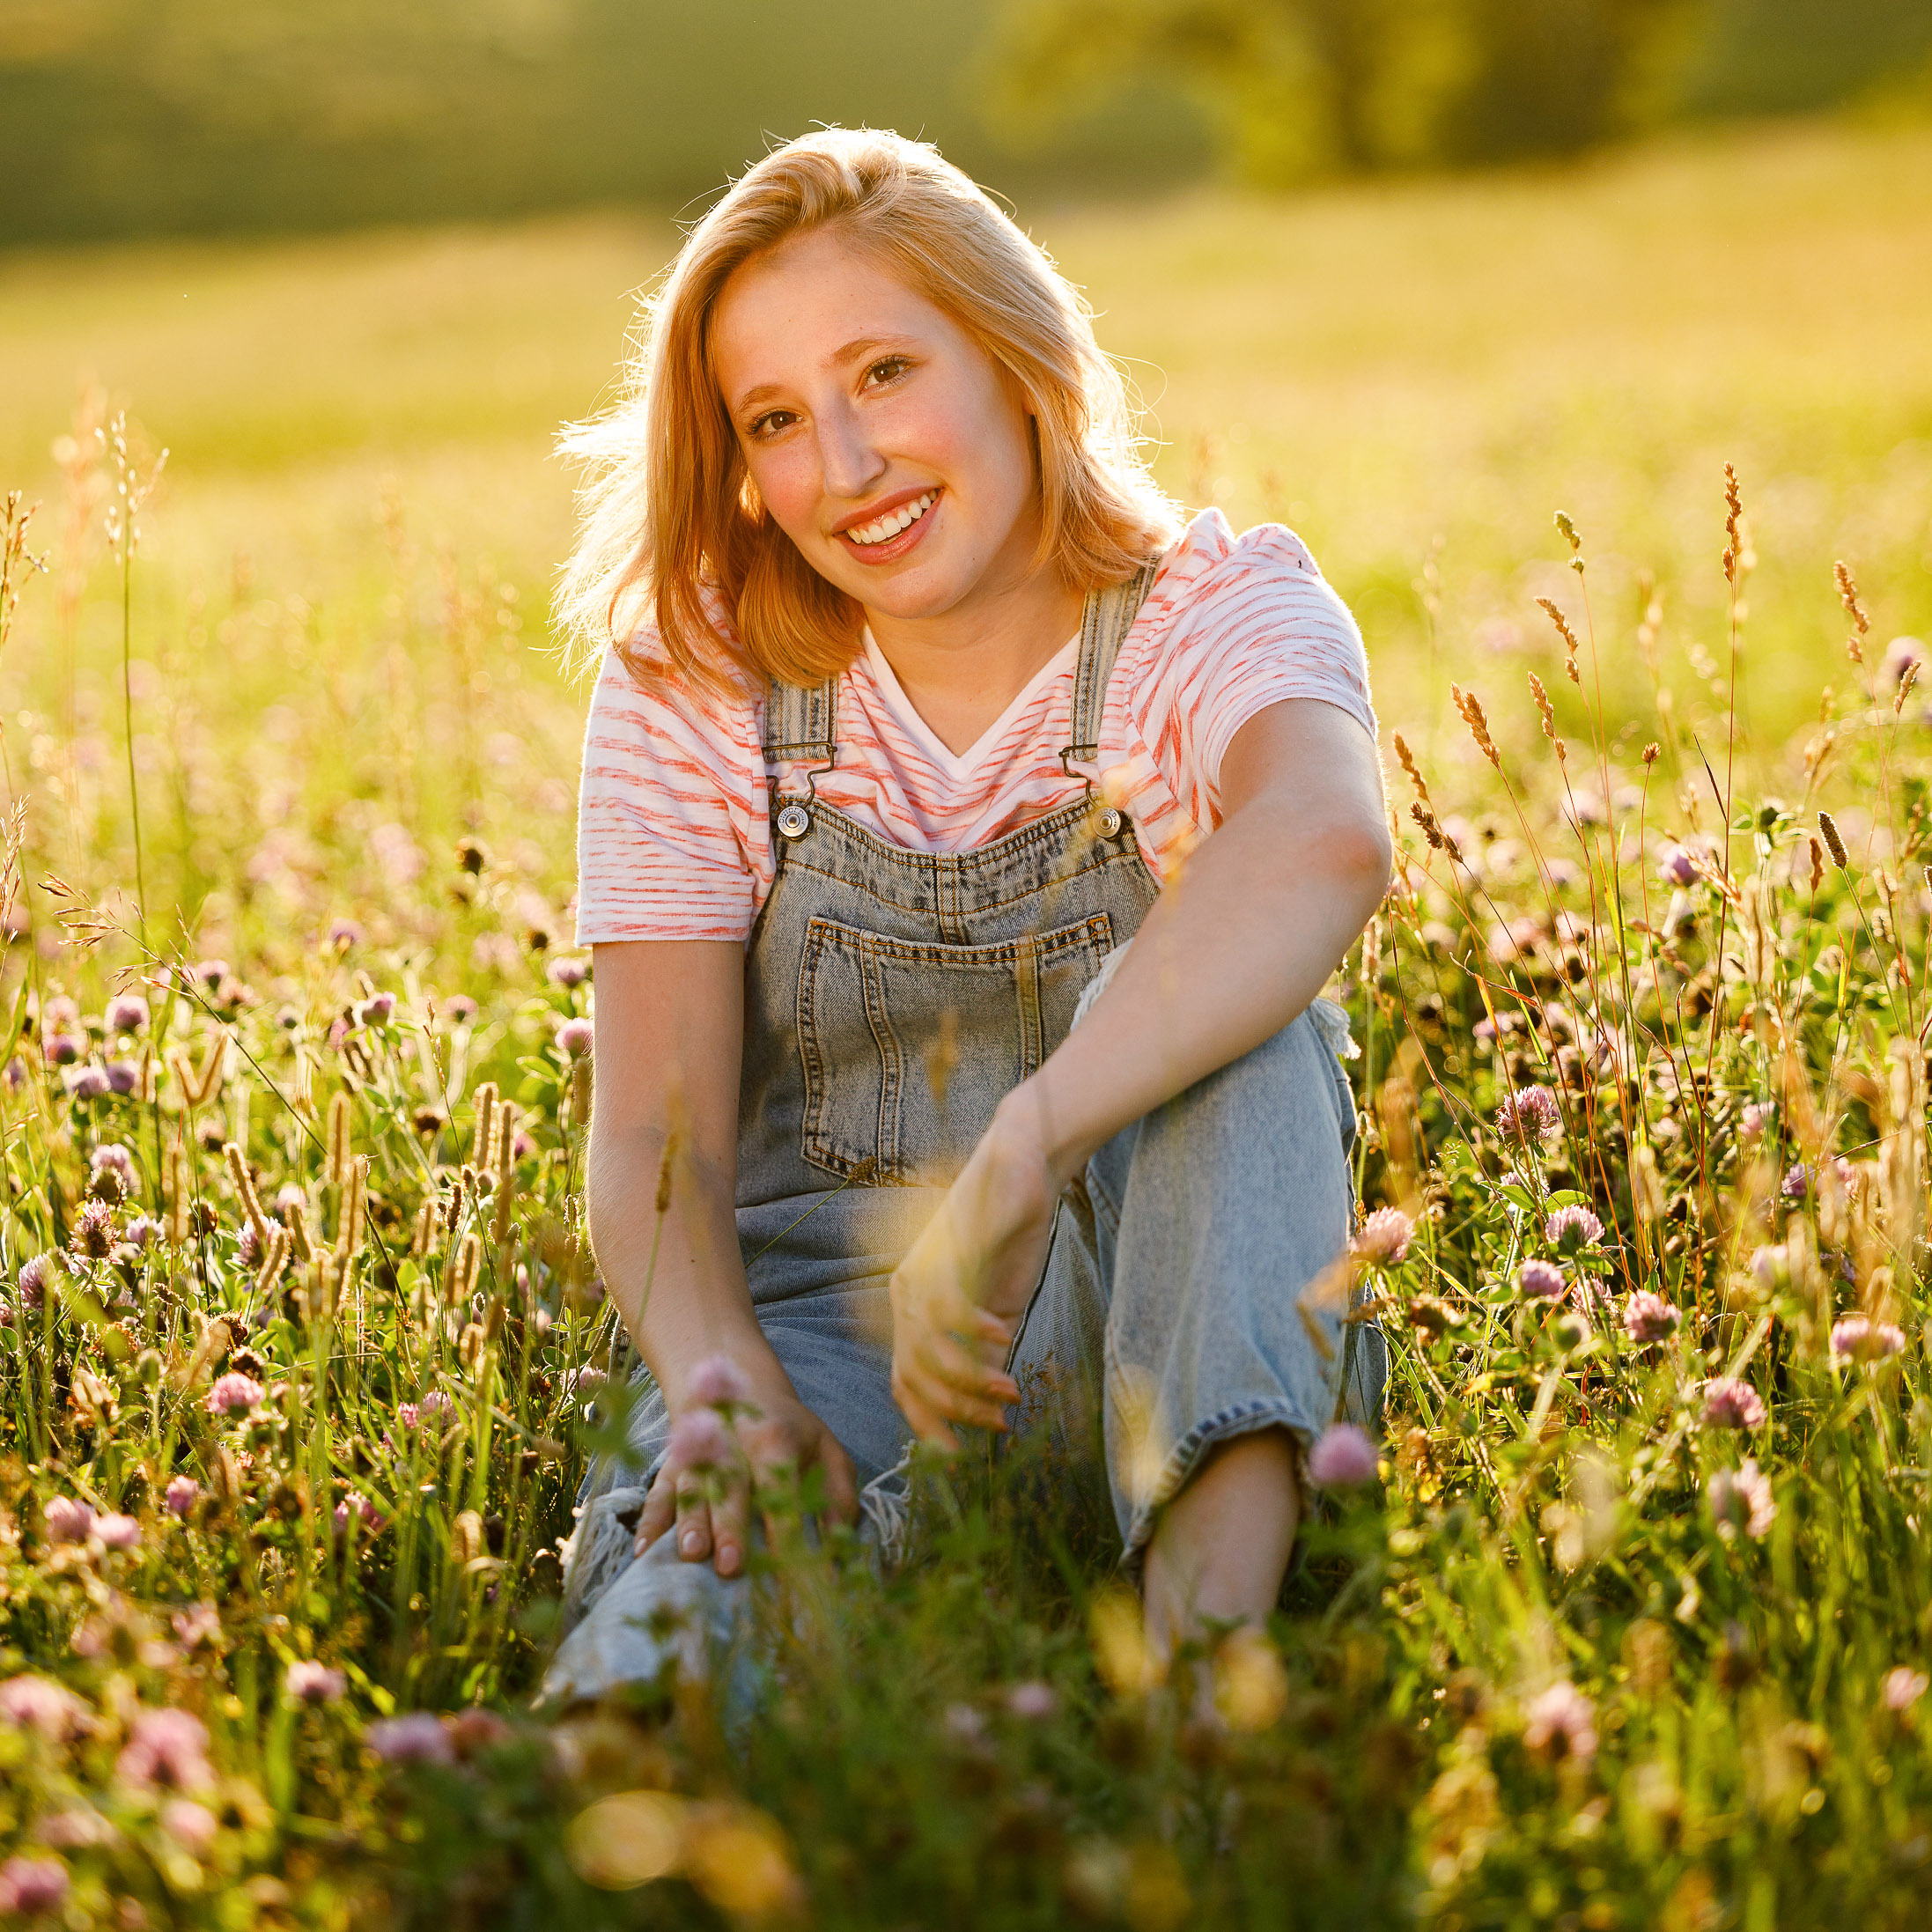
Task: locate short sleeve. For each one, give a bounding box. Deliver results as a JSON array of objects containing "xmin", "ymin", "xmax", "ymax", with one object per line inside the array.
[
  {"xmin": 573, "ymin": 645, "xmax": 767, "ymax": 945},
  {"xmin": 1183, "ymin": 521, "xmax": 1375, "ymax": 785},
  {"xmin": 1104, "ymin": 513, "xmax": 1375, "ymax": 856}
]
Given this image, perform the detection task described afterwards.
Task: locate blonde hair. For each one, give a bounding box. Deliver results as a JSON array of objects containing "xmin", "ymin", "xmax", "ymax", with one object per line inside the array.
[{"xmin": 557, "ymin": 127, "xmax": 1182, "ymax": 693}]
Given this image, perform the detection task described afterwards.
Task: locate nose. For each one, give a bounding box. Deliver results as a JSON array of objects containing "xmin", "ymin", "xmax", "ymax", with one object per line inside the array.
[{"xmin": 816, "ymin": 398, "xmax": 888, "ymax": 506}]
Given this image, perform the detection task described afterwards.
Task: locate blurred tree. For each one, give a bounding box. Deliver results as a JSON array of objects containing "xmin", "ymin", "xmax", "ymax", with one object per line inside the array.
[
  {"xmin": 1673, "ymin": 0, "xmax": 1932, "ymax": 116},
  {"xmin": 986, "ymin": 0, "xmax": 1930, "ymax": 182},
  {"xmin": 0, "ymin": 0, "xmax": 1212, "ymax": 245}
]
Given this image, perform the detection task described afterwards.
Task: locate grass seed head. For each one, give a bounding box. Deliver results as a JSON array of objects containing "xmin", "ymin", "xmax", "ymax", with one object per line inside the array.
[{"xmin": 1818, "ymin": 812, "xmax": 1848, "ymax": 869}]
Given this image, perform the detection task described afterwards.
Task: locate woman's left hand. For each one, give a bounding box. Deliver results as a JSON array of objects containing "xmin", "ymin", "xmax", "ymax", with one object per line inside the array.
[{"xmin": 888, "ymin": 1107, "xmax": 1062, "ymax": 1450}]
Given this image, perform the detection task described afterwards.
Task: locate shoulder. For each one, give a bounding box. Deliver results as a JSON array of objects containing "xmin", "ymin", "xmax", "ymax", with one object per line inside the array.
[
  {"xmin": 586, "ymin": 622, "xmax": 763, "ymax": 755},
  {"xmin": 1139, "ymin": 510, "xmax": 1346, "ymax": 638}
]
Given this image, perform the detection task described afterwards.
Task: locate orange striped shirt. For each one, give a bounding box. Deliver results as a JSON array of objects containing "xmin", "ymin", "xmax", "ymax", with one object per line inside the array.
[{"xmin": 576, "ymin": 510, "xmax": 1375, "ymax": 945}]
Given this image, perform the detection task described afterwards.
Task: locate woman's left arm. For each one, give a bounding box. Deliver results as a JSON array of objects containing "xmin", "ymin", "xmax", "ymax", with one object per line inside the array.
[{"xmin": 889, "ymin": 697, "xmax": 1391, "ymax": 1445}]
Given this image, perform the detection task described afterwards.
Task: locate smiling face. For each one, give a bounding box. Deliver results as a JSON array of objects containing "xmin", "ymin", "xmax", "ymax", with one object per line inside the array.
[{"xmin": 709, "ymin": 226, "xmax": 1046, "ymax": 624}]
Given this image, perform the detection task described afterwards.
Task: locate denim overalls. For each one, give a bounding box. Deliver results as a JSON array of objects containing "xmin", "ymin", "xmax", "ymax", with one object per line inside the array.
[{"xmin": 542, "ymin": 567, "xmax": 1384, "ymax": 1704}]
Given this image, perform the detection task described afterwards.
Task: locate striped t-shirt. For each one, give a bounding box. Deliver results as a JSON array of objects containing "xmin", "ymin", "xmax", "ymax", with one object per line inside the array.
[{"xmin": 575, "ymin": 509, "xmax": 1375, "ymax": 946}]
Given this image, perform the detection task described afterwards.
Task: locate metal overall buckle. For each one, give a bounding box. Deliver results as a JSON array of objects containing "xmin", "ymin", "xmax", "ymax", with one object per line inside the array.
[{"xmin": 775, "ymin": 747, "xmax": 836, "ymax": 842}]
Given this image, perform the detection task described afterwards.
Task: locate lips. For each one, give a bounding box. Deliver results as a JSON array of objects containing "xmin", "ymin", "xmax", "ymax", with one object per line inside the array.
[{"xmin": 840, "ymin": 489, "xmax": 939, "ymax": 549}]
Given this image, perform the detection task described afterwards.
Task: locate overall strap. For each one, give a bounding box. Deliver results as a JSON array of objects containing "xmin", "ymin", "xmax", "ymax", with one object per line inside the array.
[
  {"xmin": 762, "ymin": 675, "xmax": 838, "ymax": 771},
  {"xmin": 1066, "ymin": 559, "xmax": 1161, "ymax": 763}
]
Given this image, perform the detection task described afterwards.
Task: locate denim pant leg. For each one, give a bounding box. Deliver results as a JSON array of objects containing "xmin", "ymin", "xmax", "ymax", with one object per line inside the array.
[
  {"xmin": 1012, "ymin": 1004, "xmax": 1378, "ymax": 1567},
  {"xmin": 539, "ymin": 1285, "xmax": 907, "ymax": 1708}
]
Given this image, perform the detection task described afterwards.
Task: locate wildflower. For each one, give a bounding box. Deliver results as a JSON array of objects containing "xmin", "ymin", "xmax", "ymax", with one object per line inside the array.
[
  {"xmin": 668, "ymin": 1407, "xmax": 736, "ymax": 1473},
  {"xmin": 107, "ymin": 1060, "xmax": 142, "ymax": 1095},
  {"xmin": 105, "ymin": 992, "xmax": 150, "ymax": 1034},
  {"xmin": 0, "ymin": 1857, "xmax": 70, "ymax": 1915},
  {"xmin": 548, "ymin": 955, "xmax": 590, "ymax": 988},
  {"xmin": 44, "ymin": 1498, "xmax": 93, "ymax": 1545},
  {"xmin": 557, "ymin": 1017, "xmax": 594, "ymax": 1057},
  {"xmin": 92, "ymin": 1514, "xmax": 141, "ymax": 1552},
  {"xmin": 942, "ymin": 1703, "xmax": 988, "ymax": 1747},
  {"xmin": 334, "ymin": 1492, "xmax": 382, "ymax": 1534},
  {"xmin": 1831, "ymin": 1315, "xmax": 1906, "ymax": 1362},
  {"xmin": 0, "ymin": 1675, "xmax": 89, "ymax": 1741},
  {"xmin": 1883, "ymin": 1667, "xmax": 1929, "ymax": 1712},
  {"xmin": 1351, "ymin": 1206, "xmax": 1414, "ymax": 1265},
  {"xmin": 1739, "ymin": 1101, "xmax": 1773, "ymax": 1141},
  {"xmin": 1544, "ymin": 1205, "xmax": 1604, "ymax": 1254},
  {"xmin": 205, "ymin": 1372, "xmax": 266, "ymax": 1419},
  {"xmin": 1517, "ymin": 1259, "xmax": 1567, "ymax": 1300},
  {"xmin": 171, "ymin": 1603, "xmax": 222, "ymax": 1650},
  {"xmin": 1622, "ymin": 1291, "xmax": 1680, "ymax": 1344},
  {"xmin": 159, "ymin": 1798, "xmax": 218, "ymax": 1855},
  {"xmin": 1884, "ymin": 635, "xmax": 1925, "ymax": 686},
  {"xmin": 1701, "ymin": 1378, "xmax": 1766, "ymax": 1430},
  {"xmin": 116, "ymin": 1707, "xmax": 215, "ymax": 1791},
  {"xmin": 18, "ymin": 1254, "xmax": 52, "ymax": 1310},
  {"xmin": 1781, "ymin": 1161, "xmax": 1810, "ymax": 1199},
  {"xmin": 1523, "ymin": 1680, "xmax": 1597, "ymax": 1763},
  {"xmin": 191, "ymin": 960, "xmax": 228, "ymax": 989},
  {"xmin": 512, "ymin": 1129, "xmax": 536, "ymax": 1160},
  {"xmin": 2, "ymin": 1057, "xmax": 21, "ymax": 1090},
  {"xmin": 1657, "ymin": 844, "xmax": 1700, "ymax": 888},
  {"xmin": 164, "ymin": 1477, "xmax": 200, "ymax": 1518},
  {"xmin": 71, "ymin": 1198, "xmax": 117, "ymax": 1257},
  {"xmin": 1305, "ymin": 1423, "xmax": 1380, "ymax": 1488},
  {"xmin": 445, "ymin": 994, "xmax": 478, "ymax": 1026},
  {"xmin": 326, "ymin": 920, "xmax": 364, "ymax": 949},
  {"xmin": 1707, "ymin": 1460, "xmax": 1776, "ymax": 1541},
  {"xmin": 124, "ymin": 1215, "xmax": 162, "ymax": 1250},
  {"xmin": 1496, "ymin": 1083, "xmax": 1561, "ymax": 1144},
  {"xmin": 91, "ymin": 1142, "xmax": 136, "ymax": 1187},
  {"xmin": 354, "ymin": 991, "xmax": 395, "ymax": 1028},
  {"xmin": 367, "ymin": 1712, "xmax": 454, "ymax": 1766},
  {"xmin": 68, "ymin": 1065, "xmax": 111, "ymax": 1101},
  {"xmin": 687, "ymin": 1353, "xmax": 755, "ymax": 1407},
  {"xmin": 1006, "ymin": 1680, "xmax": 1058, "ymax": 1720},
  {"xmin": 44, "ymin": 1034, "xmax": 85, "ymax": 1066},
  {"xmin": 286, "ymin": 1661, "xmax": 346, "ymax": 1705},
  {"xmin": 395, "ymin": 1403, "xmax": 419, "ymax": 1432}
]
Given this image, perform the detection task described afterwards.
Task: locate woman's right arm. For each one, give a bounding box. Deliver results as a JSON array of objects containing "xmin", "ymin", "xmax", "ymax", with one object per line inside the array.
[{"xmin": 587, "ymin": 940, "xmax": 856, "ymax": 1574}]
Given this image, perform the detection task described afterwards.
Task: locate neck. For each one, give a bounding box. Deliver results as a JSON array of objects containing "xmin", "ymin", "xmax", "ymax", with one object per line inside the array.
[{"xmin": 865, "ymin": 527, "xmax": 1084, "ymax": 759}]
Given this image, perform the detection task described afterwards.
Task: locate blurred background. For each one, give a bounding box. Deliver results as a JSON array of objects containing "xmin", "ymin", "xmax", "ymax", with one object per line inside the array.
[
  {"xmin": 1, "ymin": 0, "xmax": 1929, "ymax": 940},
  {"xmin": 4, "ymin": 0, "xmax": 1929, "ymax": 241}
]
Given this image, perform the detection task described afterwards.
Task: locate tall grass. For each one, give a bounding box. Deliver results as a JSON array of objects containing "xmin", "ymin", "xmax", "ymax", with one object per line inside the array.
[{"xmin": 1, "ymin": 118, "xmax": 1931, "ymax": 1930}]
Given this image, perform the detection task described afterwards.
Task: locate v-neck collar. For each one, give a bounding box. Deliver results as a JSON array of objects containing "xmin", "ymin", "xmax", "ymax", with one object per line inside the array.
[{"xmin": 860, "ymin": 629, "xmax": 1079, "ymax": 783}]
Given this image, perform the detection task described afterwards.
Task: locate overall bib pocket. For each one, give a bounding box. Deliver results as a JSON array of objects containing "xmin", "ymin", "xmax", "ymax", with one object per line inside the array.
[{"xmin": 796, "ymin": 911, "xmax": 1117, "ymax": 1184}]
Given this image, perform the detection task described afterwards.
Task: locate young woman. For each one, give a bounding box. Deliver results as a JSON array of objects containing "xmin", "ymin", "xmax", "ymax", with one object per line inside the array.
[{"xmin": 543, "ymin": 129, "xmax": 1390, "ymax": 1706}]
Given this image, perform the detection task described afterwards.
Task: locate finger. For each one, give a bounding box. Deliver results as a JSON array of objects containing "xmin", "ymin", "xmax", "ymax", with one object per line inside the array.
[
  {"xmin": 906, "ymin": 1349, "xmax": 1014, "ymax": 1432},
  {"xmin": 891, "ymin": 1367, "xmax": 960, "ymax": 1454},
  {"xmin": 637, "ymin": 1463, "xmax": 680, "ymax": 1548},
  {"xmin": 817, "ymin": 1433, "xmax": 859, "ymax": 1526},
  {"xmin": 710, "ymin": 1471, "xmax": 749, "ymax": 1579},
  {"xmin": 675, "ymin": 1470, "xmax": 712, "ymax": 1562},
  {"xmin": 915, "ymin": 1327, "xmax": 1019, "ymax": 1405}
]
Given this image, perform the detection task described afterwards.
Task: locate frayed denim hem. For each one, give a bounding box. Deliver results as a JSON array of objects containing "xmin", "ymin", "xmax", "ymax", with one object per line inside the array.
[{"xmin": 1118, "ymin": 1397, "xmax": 1321, "ymax": 1574}]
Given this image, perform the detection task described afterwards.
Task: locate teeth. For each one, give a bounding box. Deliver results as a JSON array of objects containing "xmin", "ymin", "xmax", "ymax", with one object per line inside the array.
[{"xmin": 847, "ymin": 491, "xmax": 935, "ymax": 546}]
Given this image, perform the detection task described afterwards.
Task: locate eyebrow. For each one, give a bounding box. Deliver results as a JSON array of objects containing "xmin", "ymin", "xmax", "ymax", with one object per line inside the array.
[{"xmin": 730, "ymin": 335, "xmax": 920, "ymax": 416}]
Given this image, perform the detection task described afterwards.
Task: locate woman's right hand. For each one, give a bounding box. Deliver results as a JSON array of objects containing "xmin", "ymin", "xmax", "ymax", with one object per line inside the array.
[{"xmin": 633, "ymin": 1359, "xmax": 858, "ymax": 1579}]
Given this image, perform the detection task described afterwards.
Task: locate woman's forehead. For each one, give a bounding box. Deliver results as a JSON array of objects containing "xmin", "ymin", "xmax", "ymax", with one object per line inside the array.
[{"xmin": 712, "ymin": 234, "xmax": 946, "ymax": 390}]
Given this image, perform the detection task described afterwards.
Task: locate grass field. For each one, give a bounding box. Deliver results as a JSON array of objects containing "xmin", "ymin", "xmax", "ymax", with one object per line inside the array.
[{"xmin": 2, "ymin": 115, "xmax": 1932, "ymax": 1929}]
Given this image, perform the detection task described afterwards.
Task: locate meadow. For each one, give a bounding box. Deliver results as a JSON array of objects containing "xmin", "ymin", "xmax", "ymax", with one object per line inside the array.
[{"xmin": 0, "ymin": 114, "xmax": 1931, "ymax": 1928}]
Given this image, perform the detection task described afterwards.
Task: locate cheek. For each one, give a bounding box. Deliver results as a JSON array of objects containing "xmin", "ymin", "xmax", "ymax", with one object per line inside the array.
[
  {"xmin": 744, "ymin": 445, "xmax": 821, "ymax": 537},
  {"xmin": 900, "ymin": 384, "xmax": 1031, "ymax": 503}
]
